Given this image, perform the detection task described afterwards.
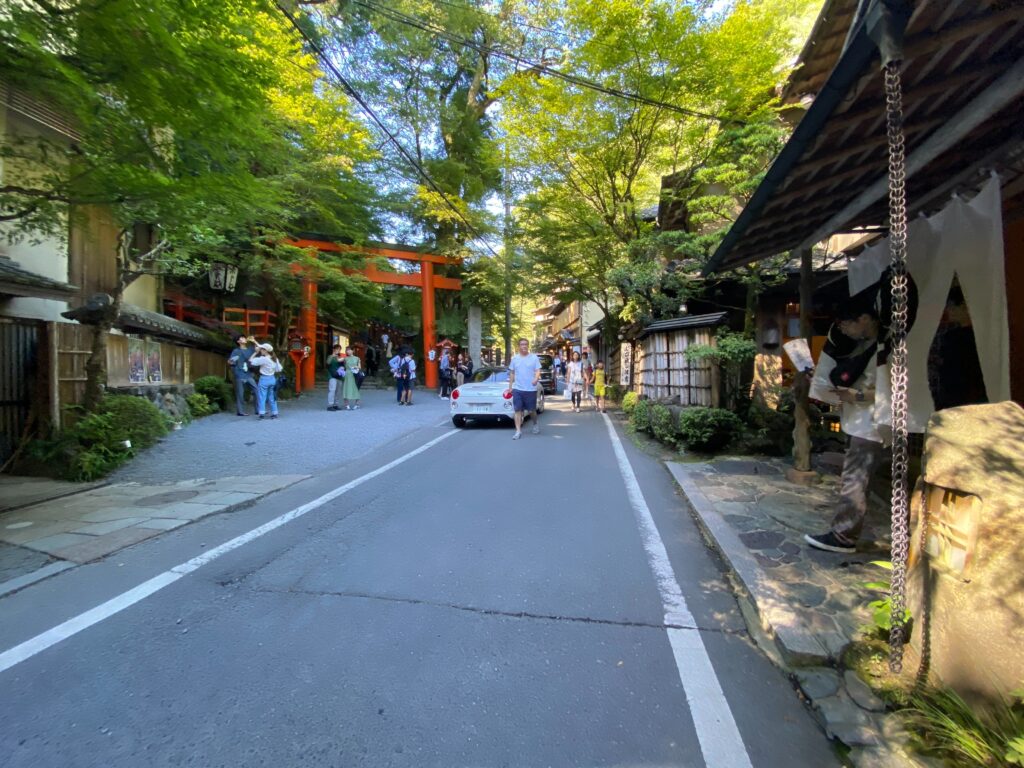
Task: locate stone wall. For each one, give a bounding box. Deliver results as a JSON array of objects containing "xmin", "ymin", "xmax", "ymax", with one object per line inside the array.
[{"xmin": 108, "ymin": 384, "xmax": 195, "ymax": 424}]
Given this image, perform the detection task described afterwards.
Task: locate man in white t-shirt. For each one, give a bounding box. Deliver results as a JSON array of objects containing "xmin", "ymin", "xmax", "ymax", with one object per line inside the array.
[{"xmin": 507, "ymin": 337, "xmax": 541, "ymax": 440}]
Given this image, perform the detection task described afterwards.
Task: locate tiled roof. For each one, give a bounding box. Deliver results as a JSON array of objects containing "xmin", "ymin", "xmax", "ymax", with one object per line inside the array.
[
  {"xmin": 0, "ymin": 257, "xmax": 77, "ymax": 299},
  {"xmin": 639, "ymin": 312, "xmax": 728, "ymax": 338}
]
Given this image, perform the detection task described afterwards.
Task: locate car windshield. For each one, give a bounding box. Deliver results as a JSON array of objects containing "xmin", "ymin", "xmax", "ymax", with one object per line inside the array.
[{"xmin": 471, "ymin": 368, "xmax": 510, "ymax": 383}]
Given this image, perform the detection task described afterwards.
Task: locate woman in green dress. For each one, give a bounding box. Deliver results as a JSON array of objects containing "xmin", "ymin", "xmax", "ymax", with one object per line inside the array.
[{"xmin": 342, "ymin": 346, "xmax": 362, "ymax": 410}]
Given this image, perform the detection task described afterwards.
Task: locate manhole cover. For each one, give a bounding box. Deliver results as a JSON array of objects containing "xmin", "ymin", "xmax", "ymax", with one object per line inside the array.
[{"xmin": 136, "ymin": 490, "xmax": 201, "ymax": 507}]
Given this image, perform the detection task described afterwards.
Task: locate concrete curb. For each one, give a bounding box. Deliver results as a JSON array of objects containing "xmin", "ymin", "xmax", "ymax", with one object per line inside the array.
[{"xmin": 666, "ymin": 461, "xmax": 831, "ymax": 666}]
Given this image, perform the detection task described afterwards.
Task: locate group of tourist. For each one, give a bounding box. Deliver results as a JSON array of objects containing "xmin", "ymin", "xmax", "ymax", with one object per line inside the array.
[
  {"xmin": 438, "ymin": 348, "xmax": 473, "ymax": 399},
  {"xmin": 389, "ymin": 348, "xmax": 419, "ymax": 406},
  {"xmin": 227, "ymin": 335, "xmax": 284, "ymax": 420},
  {"xmin": 326, "ymin": 344, "xmax": 364, "ymax": 411}
]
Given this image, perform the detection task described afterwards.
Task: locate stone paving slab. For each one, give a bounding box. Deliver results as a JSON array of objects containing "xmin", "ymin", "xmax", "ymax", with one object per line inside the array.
[
  {"xmin": 668, "ymin": 458, "xmax": 891, "ymax": 665},
  {"xmin": 0, "ymin": 476, "xmax": 106, "ymax": 514},
  {"xmin": 0, "ymin": 474, "xmax": 308, "ymax": 572},
  {"xmin": 667, "ymin": 457, "xmax": 932, "ymax": 767}
]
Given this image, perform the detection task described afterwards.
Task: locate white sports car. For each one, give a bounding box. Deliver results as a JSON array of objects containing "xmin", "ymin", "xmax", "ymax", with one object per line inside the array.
[{"xmin": 450, "ymin": 367, "xmax": 546, "ymax": 427}]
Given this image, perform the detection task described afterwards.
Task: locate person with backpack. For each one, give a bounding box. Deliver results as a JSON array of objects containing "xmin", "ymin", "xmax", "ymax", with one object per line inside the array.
[
  {"xmin": 248, "ymin": 342, "xmax": 282, "ymax": 420},
  {"xmin": 398, "ymin": 350, "xmax": 417, "ymax": 405},
  {"xmin": 326, "ymin": 343, "xmax": 344, "ymax": 411}
]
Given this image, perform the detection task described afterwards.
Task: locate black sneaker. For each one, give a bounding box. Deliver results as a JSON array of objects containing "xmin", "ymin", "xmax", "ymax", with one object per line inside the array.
[{"xmin": 803, "ymin": 531, "xmax": 856, "ymax": 554}]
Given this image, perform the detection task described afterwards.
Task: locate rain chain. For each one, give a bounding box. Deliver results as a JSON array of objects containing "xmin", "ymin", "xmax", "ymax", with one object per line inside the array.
[{"xmin": 884, "ymin": 60, "xmax": 911, "ymax": 674}]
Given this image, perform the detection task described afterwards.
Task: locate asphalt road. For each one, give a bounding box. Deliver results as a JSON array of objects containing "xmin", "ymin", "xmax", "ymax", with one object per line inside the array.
[{"xmin": 0, "ymin": 398, "xmax": 839, "ymax": 767}]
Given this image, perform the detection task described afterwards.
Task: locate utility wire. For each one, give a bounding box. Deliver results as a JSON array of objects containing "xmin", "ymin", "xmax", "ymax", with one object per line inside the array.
[
  {"xmin": 277, "ymin": 2, "xmax": 502, "ymax": 259},
  {"xmin": 425, "ymin": 0, "xmax": 611, "ymax": 51},
  {"xmin": 353, "ymin": 0, "xmax": 736, "ymax": 124}
]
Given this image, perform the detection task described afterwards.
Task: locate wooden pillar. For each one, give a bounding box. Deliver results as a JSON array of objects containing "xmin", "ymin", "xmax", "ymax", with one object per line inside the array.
[
  {"xmin": 422, "ymin": 261, "xmax": 437, "ymax": 389},
  {"xmin": 299, "ymin": 277, "xmax": 317, "ymax": 391},
  {"xmin": 788, "ymin": 248, "xmax": 817, "ymax": 483},
  {"xmin": 174, "ymin": 296, "xmax": 184, "ymax": 321}
]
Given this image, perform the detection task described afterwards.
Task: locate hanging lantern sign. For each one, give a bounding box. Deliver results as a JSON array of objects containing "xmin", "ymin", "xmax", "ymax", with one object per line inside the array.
[{"xmin": 208, "ymin": 262, "xmax": 239, "ymax": 292}]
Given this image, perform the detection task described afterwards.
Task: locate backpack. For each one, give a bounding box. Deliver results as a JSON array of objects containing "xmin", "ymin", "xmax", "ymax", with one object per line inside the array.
[{"xmin": 399, "ymin": 359, "xmax": 411, "ymax": 379}]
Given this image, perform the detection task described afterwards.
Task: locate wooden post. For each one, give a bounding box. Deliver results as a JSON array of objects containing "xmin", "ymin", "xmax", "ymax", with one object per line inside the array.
[{"xmin": 787, "ymin": 248, "xmax": 817, "ymax": 484}]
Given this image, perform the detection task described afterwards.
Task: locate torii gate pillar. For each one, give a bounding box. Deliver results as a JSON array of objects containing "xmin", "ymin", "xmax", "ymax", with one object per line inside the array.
[
  {"xmin": 421, "ymin": 260, "xmax": 438, "ymax": 389},
  {"xmin": 298, "ymin": 277, "xmax": 317, "ymax": 391}
]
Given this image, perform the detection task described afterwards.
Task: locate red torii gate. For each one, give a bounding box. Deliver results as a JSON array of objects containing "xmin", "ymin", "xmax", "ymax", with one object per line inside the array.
[{"xmin": 289, "ymin": 238, "xmax": 462, "ymax": 390}]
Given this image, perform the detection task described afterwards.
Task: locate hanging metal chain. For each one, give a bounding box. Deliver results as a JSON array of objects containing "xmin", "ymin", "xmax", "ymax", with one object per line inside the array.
[{"xmin": 884, "ymin": 60, "xmax": 911, "ymax": 674}]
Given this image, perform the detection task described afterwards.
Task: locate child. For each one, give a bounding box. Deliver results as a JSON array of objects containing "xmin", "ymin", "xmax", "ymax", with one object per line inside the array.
[{"xmin": 593, "ymin": 361, "xmax": 607, "ymax": 413}]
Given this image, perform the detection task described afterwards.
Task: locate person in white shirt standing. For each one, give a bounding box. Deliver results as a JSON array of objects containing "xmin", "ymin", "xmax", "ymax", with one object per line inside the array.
[
  {"xmin": 248, "ymin": 342, "xmax": 283, "ymax": 420},
  {"xmin": 507, "ymin": 337, "xmax": 541, "ymax": 440}
]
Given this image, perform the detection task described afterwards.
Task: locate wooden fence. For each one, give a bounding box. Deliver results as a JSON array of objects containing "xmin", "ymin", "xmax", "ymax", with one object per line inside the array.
[
  {"xmin": 51, "ymin": 322, "xmax": 227, "ymax": 427},
  {"xmin": 634, "ymin": 327, "xmax": 718, "ymax": 406}
]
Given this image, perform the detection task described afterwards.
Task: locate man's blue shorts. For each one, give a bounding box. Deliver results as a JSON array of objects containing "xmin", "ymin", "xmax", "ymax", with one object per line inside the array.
[{"xmin": 512, "ymin": 389, "xmax": 537, "ymax": 412}]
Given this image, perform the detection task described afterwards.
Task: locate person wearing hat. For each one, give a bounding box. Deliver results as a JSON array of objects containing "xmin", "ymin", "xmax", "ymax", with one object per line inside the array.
[
  {"xmin": 804, "ymin": 271, "xmax": 918, "ymax": 554},
  {"xmin": 227, "ymin": 335, "xmax": 257, "ymax": 416},
  {"xmin": 248, "ymin": 341, "xmax": 283, "ymax": 420}
]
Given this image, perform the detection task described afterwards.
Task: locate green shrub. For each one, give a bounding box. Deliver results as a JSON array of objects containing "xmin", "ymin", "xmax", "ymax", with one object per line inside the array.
[
  {"xmin": 676, "ymin": 407, "xmax": 742, "ymax": 452},
  {"xmin": 194, "ymin": 375, "xmax": 233, "ymax": 410},
  {"xmin": 740, "ymin": 404, "xmax": 795, "ymax": 456},
  {"xmin": 605, "ymin": 383, "xmax": 624, "ymax": 403},
  {"xmin": 186, "ymin": 392, "xmax": 217, "ymax": 418},
  {"xmin": 622, "ymin": 391, "xmax": 639, "ymax": 415},
  {"xmin": 906, "ymin": 687, "xmax": 1024, "ymax": 768},
  {"xmin": 95, "ymin": 395, "xmax": 171, "ymax": 451},
  {"xmin": 650, "ymin": 404, "xmax": 677, "ymax": 446},
  {"xmin": 630, "ymin": 397, "xmax": 651, "ymax": 433}
]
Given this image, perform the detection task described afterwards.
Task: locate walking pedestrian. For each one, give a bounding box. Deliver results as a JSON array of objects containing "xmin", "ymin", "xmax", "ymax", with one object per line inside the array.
[
  {"xmin": 326, "ymin": 343, "xmax": 344, "ymax": 411},
  {"xmin": 593, "ymin": 360, "xmax": 607, "ymax": 412},
  {"xmin": 365, "ymin": 344, "xmax": 378, "ymax": 377},
  {"xmin": 227, "ymin": 335, "xmax": 257, "ymax": 416},
  {"xmin": 581, "ymin": 351, "xmax": 594, "ymax": 404},
  {"xmin": 342, "ymin": 345, "xmax": 362, "ymax": 410},
  {"xmin": 507, "ymin": 337, "xmax": 541, "ymax": 440},
  {"xmin": 439, "ymin": 347, "xmax": 452, "ymax": 399},
  {"xmin": 399, "ymin": 350, "xmax": 417, "ymax": 405},
  {"xmin": 389, "ymin": 349, "xmax": 403, "ymax": 404},
  {"xmin": 248, "ymin": 342, "xmax": 282, "ymax": 420},
  {"xmin": 566, "ymin": 351, "xmax": 584, "ymax": 412}
]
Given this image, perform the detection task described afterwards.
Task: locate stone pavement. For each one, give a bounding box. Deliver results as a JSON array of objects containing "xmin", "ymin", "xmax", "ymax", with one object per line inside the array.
[
  {"xmin": 667, "ymin": 457, "xmax": 931, "ymax": 766},
  {"xmin": 0, "ymin": 385, "xmax": 451, "ymax": 595},
  {"xmin": 0, "ymin": 475, "xmax": 105, "ymax": 514},
  {"xmin": 0, "ymin": 475, "xmax": 306, "ymax": 591}
]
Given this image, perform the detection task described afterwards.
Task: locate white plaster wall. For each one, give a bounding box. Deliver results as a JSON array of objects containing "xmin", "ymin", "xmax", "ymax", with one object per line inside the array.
[{"xmin": 0, "ymin": 104, "xmax": 71, "ymax": 321}]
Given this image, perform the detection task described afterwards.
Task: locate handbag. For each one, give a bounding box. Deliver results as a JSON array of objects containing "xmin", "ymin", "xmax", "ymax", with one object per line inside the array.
[{"xmin": 355, "ymin": 370, "xmax": 366, "ymax": 388}]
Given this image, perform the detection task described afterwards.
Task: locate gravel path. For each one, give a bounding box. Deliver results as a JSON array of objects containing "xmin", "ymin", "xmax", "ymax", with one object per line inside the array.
[{"xmin": 111, "ymin": 385, "xmax": 451, "ymax": 484}]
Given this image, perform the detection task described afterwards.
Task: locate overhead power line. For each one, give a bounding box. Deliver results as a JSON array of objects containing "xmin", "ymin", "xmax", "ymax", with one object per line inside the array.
[
  {"xmin": 277, "ymin": 2, "xmax": 502, "ymax": 259},
  {"xmin": 353, "ymin": 0, "xmax": 736, "ymax": 124}
]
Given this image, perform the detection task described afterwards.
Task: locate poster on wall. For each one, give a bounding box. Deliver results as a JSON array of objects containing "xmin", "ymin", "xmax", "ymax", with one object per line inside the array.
[
  {"xmin": 145, "ymin": 340, "xmax": 162, "ymax": 382},
  {"xmin": 128, "ymin": 339, "xmax": 146, "ymax": 383},
  {"xmin": 619, "ymin": 342, "xmax": 632, "ymax": 386}
]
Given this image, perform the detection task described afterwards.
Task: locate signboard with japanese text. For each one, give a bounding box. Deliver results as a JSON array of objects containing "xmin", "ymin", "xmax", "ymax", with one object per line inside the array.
[{"xmin": 619, "ymin": 342, "xmax": 632, "ymax": 386}]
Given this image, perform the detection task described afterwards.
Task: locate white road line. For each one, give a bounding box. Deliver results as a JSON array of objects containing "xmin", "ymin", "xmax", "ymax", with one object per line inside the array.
[
  {"xmin": 0, "ymin": 430, "xmax": 459, "ymax": 675},
  {"xmin": 602, "ymin": 414, "xmax": 753, "ymax": 768}
]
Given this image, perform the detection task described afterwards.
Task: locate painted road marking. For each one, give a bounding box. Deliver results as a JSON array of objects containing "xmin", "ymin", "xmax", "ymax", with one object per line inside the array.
[
  {"xmin": 602, "ymin": 413, "xmax": 753, "ymax": 768},
  {"xmin": 0, "ymin": 430, "xmax": 459, "ymax": 675}
]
